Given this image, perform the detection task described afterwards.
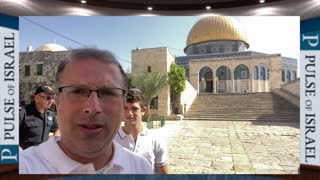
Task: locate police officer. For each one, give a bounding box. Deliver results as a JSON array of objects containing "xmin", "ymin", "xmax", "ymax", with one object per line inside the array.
[{"xmin": 19, "ymin": 85, "xmax": 59, "ymax": 150}]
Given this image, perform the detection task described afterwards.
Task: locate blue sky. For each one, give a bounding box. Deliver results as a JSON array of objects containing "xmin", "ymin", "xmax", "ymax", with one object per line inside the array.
[{"xmin": 19, "ymin": 16, "xmax": 300, "ymax": 73}]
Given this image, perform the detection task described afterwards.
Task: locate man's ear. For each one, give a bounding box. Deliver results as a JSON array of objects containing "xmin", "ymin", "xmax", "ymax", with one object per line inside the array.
[{"xmin": 34, "ymin": 95, "xmax": 39, "ymax": 101}]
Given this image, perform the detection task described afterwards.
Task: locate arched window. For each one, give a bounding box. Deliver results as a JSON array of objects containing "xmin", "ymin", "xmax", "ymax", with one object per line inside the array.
[
  {"xmin": 216, "ymin": 66, "xmax": 231, "ymax": 80},
  {"xmin": 199, "ymin": 66, "xmax": 213, "ymax": 93},
  {"xmin": 234, "ymin": 64, "xmax": 249, "ymax": 80},
  {"xmin": 199, "ymin": 66, "xmax": 213, "ymax": 80}
]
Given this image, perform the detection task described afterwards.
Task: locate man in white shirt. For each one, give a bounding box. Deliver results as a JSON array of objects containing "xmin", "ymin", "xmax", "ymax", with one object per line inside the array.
[
  {"xmin": 114, "ymin": 88, "xmax": 169, "ymax": 174},
  {"xmin": 19, "ymin": 48, "xmax": 153, "ymax": 174}
]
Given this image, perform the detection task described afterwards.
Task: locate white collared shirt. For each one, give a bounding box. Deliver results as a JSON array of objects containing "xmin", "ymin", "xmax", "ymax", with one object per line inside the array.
[
  {"xmin": 114, "ymin": 127, "xmax": 168, "ymax": 173},
  {"xmin": 19, "ymin": 136, "xmax": 153, "ymax": 174}
]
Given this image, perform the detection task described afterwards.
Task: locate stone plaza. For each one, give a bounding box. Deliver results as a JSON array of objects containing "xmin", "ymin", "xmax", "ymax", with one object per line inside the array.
[{"xmin": 157, "ymin": 120, "xmax": 299, "ymax": 174}]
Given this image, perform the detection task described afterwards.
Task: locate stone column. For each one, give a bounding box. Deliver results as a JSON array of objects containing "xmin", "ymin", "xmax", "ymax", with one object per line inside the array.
[
  {"xmin": 284, "ymin": 69, "xmax": 287, "ymax": 83},
  {"xmin": 231, "ymin": 71, "xmax": 234, "ymax": 93},
  {"xmin": 265, "ymin": 66, "xmax": 268, "ymax": 80},
  {"xmin": 251, "ymin": 74, "xmax": 255, "ymax": 92},
  {"xmin": 258, "ymin": 66, "xmax": 261, "ymax": 92},
  {"xmin": 212, "ymin": 74, "xmax": 215, "ymax": 94},
  {"xmin": 213, "ymin": 77, "xmax": 217, "ymax": 93}
]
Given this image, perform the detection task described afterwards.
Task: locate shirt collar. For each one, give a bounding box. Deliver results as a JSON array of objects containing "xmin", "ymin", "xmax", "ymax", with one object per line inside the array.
[
  {"xmin": 37, "ymin": 137, "xmax": 126, "ymax": 174},
  {"xmin": 118, "ymin": 127, "xmax": 129, "ymax": 139},
  {"xmin": 37, "ymin": 136, "xmax": 88, "ymax": 174},
  {"xmin": 118, "ymin": 125, "xmax": 148, "ymax": 139},
  {"xmin": 140, "ymin": 125, "xmax": 148, "ymax": 136}
]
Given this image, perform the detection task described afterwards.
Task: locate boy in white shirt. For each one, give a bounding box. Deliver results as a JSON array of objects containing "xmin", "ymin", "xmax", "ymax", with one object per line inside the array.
[{"xmin": 114, "ymin": 88, "xmax": 169, "ymax": 174}]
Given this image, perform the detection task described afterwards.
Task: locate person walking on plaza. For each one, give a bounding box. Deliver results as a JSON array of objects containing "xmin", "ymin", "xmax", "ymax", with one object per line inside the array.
[
  {"xmin": 19, "ymin": 85, "xmax": 59, "ymax": 150},
  {"xmin": 114, "ymin": 88, "xmax": 169, "ymax": 174},
  {"xmin": 19, "ymin": 48, "xmax": 153, "ymax": 174}
]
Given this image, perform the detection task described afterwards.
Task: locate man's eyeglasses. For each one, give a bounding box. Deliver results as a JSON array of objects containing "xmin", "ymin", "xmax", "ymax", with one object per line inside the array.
[
  {"xmin": 38, "ymin": 95, "xmax": 54, "ymax": 101},
  {"xmin": 58, "ymin": 85, "xmax": 126, "ymax": 103}
]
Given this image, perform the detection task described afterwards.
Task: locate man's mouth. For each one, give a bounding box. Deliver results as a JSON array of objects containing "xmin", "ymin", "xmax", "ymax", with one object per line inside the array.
[{"xmin": 79, "ymin": 123, "xmax": 104, "ymax": 134}]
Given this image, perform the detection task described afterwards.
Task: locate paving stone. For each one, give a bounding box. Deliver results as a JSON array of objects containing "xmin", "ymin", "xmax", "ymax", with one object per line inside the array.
[
  {"xmin": 165, "ymin": 120, "xmax": 299, "ymax": 174},
  {"xmin": 220, "ymin": 156, "xmax": 233, "ymax": 162},
  {"xmin": 252, "ymin": 163, "xmax": 272, "ymax": 170},
  {"xmin": 192, "ymin": 159, "xmax": 212, "ymax": 167},
  {"xmin": 282, "ymin": 165, "xmax": 299, "ymax": 172},
  {"xmin": 233, "ymin": 154, "xmax": 250, "ymax": 163},
  {"xmin": 234, "ymin": 164, "xmax": 255, "ymax": 173},
  {"xmin": 212, "ymin": 161, "xmax": 234, "ymax": 170}
]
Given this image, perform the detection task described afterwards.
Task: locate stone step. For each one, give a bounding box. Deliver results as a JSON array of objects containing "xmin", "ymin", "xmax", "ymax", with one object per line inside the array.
[{"xmin": 185, "ymin": 92, "xmax": 299, "ymax": 122}]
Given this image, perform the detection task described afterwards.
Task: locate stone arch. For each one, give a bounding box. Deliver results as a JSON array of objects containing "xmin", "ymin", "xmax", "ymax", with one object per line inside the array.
[
  {"xmin": 254, "ymin": 65, "xmax": 259, "ymax": 80},
  {"xmin": 199, "ymin": 66, "xmax": 213, "ymax": 93},
  {"xmin": 216, "ymin": 65, "xmax": 231, "ymax": 93},
  {"xmin": 234, "ymin": 64, "xmax": 250, "ymax": 93},
  {"xmin": 234, "ymin": 64, "xmax": 250, "ymax": 80}
]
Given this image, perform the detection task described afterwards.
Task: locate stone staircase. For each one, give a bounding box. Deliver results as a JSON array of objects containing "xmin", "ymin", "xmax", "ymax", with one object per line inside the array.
[{"xmin": 184, "ymin": 92, "xmax": 299, "ymax": 121}]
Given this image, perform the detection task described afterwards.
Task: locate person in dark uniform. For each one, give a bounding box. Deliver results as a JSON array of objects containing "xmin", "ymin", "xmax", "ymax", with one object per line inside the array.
[{"xmin": 19, "ymin": 85, "xmax": 59, "ymax": 150}]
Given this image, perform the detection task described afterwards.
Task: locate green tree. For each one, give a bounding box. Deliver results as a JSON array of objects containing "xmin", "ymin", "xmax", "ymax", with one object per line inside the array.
[
  {"xmin": 168, "ymin": 63, "xmax": 187, "ymax": 114},
  {"xmin": 131, "ymin": 69, "xmax": 168, "ymax": 121}
]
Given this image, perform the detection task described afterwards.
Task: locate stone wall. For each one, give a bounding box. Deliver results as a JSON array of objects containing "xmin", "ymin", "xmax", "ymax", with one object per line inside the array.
[
  {"xmin": 132, "ymin": 47, "xmax": 175, "ymax": 116},
  {"xmin": 180, "ymin": 80, "xmax": 197, "ymax": 114},
  {"xmin": 252, "ymin": 80, "xmax": 271, "ymax": 92},
  {"xmin": 272, "ymin": 79, "xmax": 300, "ymax": 108},
  {"xmin": 19, "ymin": 51, "xmax": 68, "ymax": 105},
  {"xmin": 281, "ymin": 78, "xmax": 300, "ymax": 97}
]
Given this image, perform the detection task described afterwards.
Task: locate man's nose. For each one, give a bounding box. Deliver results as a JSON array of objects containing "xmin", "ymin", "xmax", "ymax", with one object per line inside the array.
[{"xmin": 83, "ymin": 91, "xmax": 102, "ymax": 114}]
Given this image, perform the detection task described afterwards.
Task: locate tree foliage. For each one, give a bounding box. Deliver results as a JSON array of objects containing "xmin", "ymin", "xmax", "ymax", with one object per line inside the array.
[
  {"xmin": 131, "ymin": 69, "xmax": 168, "ymax": 120},
  {"xmin": 168, "ymin": 63, "xmax": 187, "ymax": 96},
  {"xmin": 168, "ymin": 63, "xmax": 187, "ymax": 114}
]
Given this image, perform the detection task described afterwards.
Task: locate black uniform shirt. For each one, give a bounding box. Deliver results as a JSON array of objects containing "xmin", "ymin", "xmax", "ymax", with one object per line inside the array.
[{"xmin": 19, "ymin": 103, "xmax": 59, "ymax": 150}]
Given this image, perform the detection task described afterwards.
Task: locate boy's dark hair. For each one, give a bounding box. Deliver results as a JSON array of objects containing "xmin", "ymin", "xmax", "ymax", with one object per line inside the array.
[{"xmin": 126, "ymin": 88, "xmax": 146, "ymax": 108}]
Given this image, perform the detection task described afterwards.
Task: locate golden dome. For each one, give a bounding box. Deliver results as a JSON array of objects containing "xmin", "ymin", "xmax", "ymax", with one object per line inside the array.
[
  {"xmin": 186, "ymin": 16, "xmax": 249, "ymax": 50},
  {"xmin": 35, "ymin": 43, "xmax": 67, "ymax": 52}
]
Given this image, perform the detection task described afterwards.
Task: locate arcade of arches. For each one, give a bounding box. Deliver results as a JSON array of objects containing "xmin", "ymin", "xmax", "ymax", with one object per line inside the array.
[{"xmin": 189, "ymin": 55, "xmax": 285, "ymax": 94}]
